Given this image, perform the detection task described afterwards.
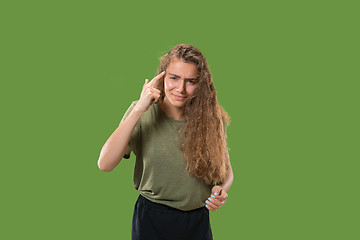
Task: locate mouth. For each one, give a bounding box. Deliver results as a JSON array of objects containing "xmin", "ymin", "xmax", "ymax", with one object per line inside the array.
[{"xmin": 172, "ymin": 94, "xmax": 186, "ymax": 100}]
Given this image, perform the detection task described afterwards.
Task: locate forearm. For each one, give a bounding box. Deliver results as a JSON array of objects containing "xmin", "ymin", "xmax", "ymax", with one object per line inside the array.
[
  {"xmin": 97, "ymin": 106, "xmax": 143, "ymax": 172},
  {"xmin": 218, "ymin": 167, "xmax": 233, "ymax": 193},
  {"xmin": 218, "ymin": 153, "xmax": 233, "ymax": 193}
]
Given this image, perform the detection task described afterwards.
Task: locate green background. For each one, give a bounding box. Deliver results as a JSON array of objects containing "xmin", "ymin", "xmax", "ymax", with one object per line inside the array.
[{"xmin": 1, "ymin": 0, "xmax": 359, "ymax": 239}]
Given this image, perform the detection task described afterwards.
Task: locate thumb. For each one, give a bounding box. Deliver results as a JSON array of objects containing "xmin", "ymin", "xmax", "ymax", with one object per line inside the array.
[{"xmin": 212, "ymin": 186, "xmax": 223, "ymax": 196}]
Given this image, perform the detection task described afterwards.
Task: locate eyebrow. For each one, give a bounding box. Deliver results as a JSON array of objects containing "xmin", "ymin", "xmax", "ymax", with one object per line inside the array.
[{"xmin": 168, "ymin": 73, "xmax": 197, "ymax": 81}]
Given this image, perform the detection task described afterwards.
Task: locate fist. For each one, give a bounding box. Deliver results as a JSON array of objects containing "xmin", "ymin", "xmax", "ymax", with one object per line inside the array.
[
  {"xmin": 135, "ymin": 71, "xmax": 165, "ymax": 113},
  {"xmin": 205, "ymin": 186, "xmax": 228, "ymax": 212}
]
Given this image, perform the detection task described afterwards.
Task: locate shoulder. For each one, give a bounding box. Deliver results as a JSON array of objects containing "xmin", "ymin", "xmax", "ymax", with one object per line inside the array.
[
  {"xmin": 122, "ymin": 101, "xmax": 160, "ymax": 127},
  {"xmin": 126, "ymin": 100, "xmax": 158, "ymax": 116},
  {"xmin": 120, "ymin": 100, "xmax": 140, "ymax": 123},
  {"xmin": 122, "ymin": 100, "xmax": 139, "ymax": 116},
  {"xmin": 141, "ymin": 102, "xmax": 160, "ymax": 123},
  {"xmin": 128, "ymin": 100, "xmax": 139, "ymax": 110}
]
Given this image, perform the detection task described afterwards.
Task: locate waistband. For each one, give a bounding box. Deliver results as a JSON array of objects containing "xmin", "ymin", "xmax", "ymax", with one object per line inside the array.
[{"xmin": 137, "ymin": 194, "xmax": 205, "ymax": 215}]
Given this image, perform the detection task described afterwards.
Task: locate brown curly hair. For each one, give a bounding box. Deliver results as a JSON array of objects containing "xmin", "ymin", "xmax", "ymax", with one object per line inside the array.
[{"xmin": 155, "ymin": 44, "xmax": 230, "ymax": 185}]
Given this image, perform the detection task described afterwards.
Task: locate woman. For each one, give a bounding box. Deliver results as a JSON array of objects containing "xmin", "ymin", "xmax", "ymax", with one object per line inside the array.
[{"xmin": 98, "ymin": 44, "xmax": 233, "ymax": 240}]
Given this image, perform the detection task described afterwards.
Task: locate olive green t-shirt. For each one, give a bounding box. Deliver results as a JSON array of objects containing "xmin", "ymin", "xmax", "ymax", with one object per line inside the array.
[{"xmin": 120, "ymin": 101, "xmax": 214, "ymax": 211}]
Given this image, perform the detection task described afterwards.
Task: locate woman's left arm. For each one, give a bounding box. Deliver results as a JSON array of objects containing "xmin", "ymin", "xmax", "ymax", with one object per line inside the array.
[
  {"xmin": 205, "ymin": 152, "xmax": 233, "ymax": 212},
  {"xmin": 218, "ymin": 152, "xmax": 233, "ymax": 192}
]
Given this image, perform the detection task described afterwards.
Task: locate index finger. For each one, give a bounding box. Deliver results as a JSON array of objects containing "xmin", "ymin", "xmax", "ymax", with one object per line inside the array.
[{"xmin": 148, "ymin": 71, "xmax": 166, "ymax": 87}]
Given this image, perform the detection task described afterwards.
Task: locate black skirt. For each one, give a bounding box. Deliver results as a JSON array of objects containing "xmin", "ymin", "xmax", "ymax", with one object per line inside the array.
[{"xmin": 132, "ymin": 194, "xmax": 213, "ymax": 240}]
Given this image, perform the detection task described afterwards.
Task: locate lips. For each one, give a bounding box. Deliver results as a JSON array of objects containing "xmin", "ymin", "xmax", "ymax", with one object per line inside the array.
[{"xmin": 173, "ymin": 94, "xmax": 186, "ymax": 100}]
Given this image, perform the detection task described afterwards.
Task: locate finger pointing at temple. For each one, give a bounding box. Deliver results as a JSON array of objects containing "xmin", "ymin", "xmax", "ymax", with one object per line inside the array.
[{"xmin": 149, "ymin": 71, "xmax": 166, "ymax": 87}]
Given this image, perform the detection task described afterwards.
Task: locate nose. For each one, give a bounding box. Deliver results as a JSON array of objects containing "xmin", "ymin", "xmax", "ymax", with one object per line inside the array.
[{"xmin": 176, "ymin": 80, "xmax": 186, "ymax": 93}]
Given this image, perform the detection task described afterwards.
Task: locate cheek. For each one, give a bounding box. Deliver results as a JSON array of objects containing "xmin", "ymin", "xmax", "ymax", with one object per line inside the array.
[
  {"xmin": 187, "ymin": 85, "xmax": 197, "ymax": 95},
  {"xmin": 165, "ymin": 80, "xmax": 175, "ymax": 91}
]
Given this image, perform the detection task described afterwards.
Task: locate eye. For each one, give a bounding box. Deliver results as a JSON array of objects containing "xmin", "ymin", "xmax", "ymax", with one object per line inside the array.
[
  {"xmin": 187, "ymin": 80, "xmax": 195, "ymax": 84},
  {"xmin": 170, "ymin": 77, "xmax": 177, "ymax": 80}
]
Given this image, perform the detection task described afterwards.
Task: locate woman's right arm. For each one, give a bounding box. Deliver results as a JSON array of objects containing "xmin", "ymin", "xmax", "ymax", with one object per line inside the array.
[
  {"xmin": 97, "ymin": 106, "xmax": 143, "ymax": 172},
  {"xmin": 97, "ymin": 71, "xmax": 165, "ymax": 172}
]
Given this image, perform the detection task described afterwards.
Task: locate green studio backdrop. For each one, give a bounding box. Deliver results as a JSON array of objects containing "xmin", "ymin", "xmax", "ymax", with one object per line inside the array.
[{"xmin": 1, "ymin": 0, "xmax": 359, "ymax": 239}]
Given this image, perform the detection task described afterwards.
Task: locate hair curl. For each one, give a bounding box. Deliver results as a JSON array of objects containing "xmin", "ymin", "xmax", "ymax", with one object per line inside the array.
[{"xmin": 155, "ymin": 44, "xmax": 230, "ymax": 185}]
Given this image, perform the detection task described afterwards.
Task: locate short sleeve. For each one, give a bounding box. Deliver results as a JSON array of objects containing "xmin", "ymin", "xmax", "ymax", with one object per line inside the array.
[{"xmin": 119, "ymin": 101, "xmax": 141, "ymax": 159}]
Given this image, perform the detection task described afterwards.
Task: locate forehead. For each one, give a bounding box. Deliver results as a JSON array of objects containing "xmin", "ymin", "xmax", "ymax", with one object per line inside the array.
[{"xmin": 167, "ymin": 59, "xmax": 198, "ymax": 78}]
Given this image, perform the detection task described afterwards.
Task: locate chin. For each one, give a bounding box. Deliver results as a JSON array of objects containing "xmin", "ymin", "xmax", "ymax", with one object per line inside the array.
[{"xmin": 170, "ymin": 100, "xmax": 185, "ymax": 108}]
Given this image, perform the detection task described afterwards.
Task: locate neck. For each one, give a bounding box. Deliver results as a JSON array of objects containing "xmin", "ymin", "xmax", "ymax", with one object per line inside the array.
[{"xmin": 160, "ymin": 97, "xmax": 184, "ymax": 120}]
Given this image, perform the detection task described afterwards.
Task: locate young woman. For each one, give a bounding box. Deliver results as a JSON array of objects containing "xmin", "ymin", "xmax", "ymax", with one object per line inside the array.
[{"xmin": 98, "ymin": 44, "xmax": 233, "ymax": 240}]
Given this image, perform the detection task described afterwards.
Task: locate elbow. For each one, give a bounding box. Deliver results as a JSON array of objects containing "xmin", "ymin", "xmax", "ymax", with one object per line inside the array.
[
  {"xmin": 97, "ymin": 158, "xmax": 114, "ymax": 172},
  {"xmin": 99, "ymin": 166, "xmax": 113, "ymax": 172}
]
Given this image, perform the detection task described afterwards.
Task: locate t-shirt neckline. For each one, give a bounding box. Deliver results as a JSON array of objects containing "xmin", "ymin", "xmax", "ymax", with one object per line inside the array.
[{"xmin": 155, "ymin": 103, "xmax": 184, "ymax": 123}]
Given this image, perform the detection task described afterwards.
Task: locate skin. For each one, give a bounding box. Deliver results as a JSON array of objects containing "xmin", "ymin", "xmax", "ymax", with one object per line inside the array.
[
  {"xmin": 159, "ymin": 58, "xmax": 198, "ymax": 120},
  {"xmin": 135, "ymin": 72, "xmax": 164, "ymax": 113},
  {"xmin": 205, "ymin": 155, "xmax": 233, "ymax": 212},
  {"xmin": 136, "ymin": 58, "xmax": 233, "ymax": 212},
  {"xmin": 97, "ymin": 71, "xmax": 165, "ymax": 172}
]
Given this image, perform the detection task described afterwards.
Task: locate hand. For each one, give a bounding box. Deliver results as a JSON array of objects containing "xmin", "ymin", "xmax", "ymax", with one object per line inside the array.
[
  {"xmin": 135, "ymin": 71, "xmax": 165, "ymax": 113},
  {"xmin": 205, "ymin": 186, "xmax": 228, "ymax": 212}
]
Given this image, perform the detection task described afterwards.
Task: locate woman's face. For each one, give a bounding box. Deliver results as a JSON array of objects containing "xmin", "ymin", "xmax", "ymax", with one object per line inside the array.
[{"xmin": 163, "ymin": 58, "xmax": 198, "ymax": 108}]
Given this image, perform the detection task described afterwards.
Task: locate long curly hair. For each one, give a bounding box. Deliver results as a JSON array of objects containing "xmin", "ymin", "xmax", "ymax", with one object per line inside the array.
[{"xmin": 155, "ymin": 44, "xmax": 230, "ymax": 185}]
